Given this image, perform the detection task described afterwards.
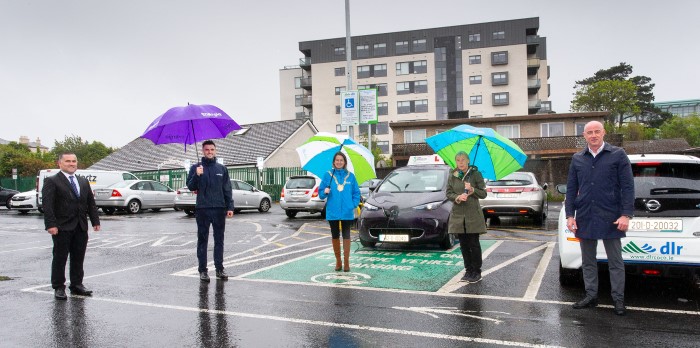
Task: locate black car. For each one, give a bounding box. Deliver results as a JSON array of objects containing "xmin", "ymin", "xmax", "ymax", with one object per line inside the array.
[
  {"xmin": 1, "ymin": 186, "xmax": 20, "ymax": 209},
  {"xmin": 358, "ymin": 164, "xmax": 455, "ymax": 249}
]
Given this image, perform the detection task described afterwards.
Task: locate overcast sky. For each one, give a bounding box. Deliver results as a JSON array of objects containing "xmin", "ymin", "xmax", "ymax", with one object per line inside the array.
[{"xmin": 1, "ymin": 0, "xmax": 698, "ymax": 148}]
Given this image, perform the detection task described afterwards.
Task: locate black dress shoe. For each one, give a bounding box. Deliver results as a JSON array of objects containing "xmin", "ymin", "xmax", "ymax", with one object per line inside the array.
[
  {"xmin": 200, "ymin": 272, "xmax": 210, "ymax": 282},
  {"xmin": 215, "ymin": 270, "xmax": 229, "ymax": 280},
  {"xmin": 55, "ymin": 288, "xmax": 67, "ymax": 300},
  {"xmin": 614, "ymin": 301, "xmax": 627, "ymax": 316},
  {"xmin": 572, "ymin": 297, "xmax": 598, "ymax": 309},
  {"xmin": 69, "ymin": 284, "xmax": 93, "ymax": 296}
]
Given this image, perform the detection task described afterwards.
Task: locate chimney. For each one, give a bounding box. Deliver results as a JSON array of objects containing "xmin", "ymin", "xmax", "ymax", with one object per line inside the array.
[
  {"xmin": 35, "ymin": 137, "xmax": 42, "ymax": 148},
  {"xmin": 19, "ymin": 136, "xmax": 29, "ymax": 145}
]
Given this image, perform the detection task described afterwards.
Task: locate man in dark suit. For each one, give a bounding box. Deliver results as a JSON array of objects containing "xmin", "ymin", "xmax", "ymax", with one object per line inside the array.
[{"xmin": 43, "ymin": 152, "xmax": 101, "ymax": 300}]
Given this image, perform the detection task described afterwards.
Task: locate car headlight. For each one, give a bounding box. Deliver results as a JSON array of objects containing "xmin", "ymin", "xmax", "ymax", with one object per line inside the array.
[
  {"xmin": 363, "ymin": 202, "xmax": 380, "ymax": 211},
  {"xmin": 413, "ymin": 201, "xmax": 444, "ymax": 210}
]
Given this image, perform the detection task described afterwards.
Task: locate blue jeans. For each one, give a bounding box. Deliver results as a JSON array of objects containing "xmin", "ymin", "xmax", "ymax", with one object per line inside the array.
[{"xmin": 196, "ymin": 208, "xmax": 226, "ymax": 273}]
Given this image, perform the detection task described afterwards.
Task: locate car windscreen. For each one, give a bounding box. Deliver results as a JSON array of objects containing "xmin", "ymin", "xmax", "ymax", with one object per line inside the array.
[
  {"xmin": 632, "ymin": 162, "xmax": 700, "ymax": 193},
  {"xmin": 487, "ymin": 173, "xmax": 533, "ymax": 186},
  {"xmin": 376, "ymin": 169, "xmax": 445, "ymax": 193},
  {"xmin": 286, "ymin": 178, "xmax": 316, "ymax": 189}
]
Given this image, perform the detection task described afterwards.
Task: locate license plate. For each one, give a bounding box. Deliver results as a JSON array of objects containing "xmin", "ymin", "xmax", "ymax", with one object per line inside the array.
[
  {"xmin": 497, "ymin": 193, "xmax": 518, "ymax": 198},
  {"xmin": 629, "ymin": 218, "xmax": 683, "ymax": 232},
  {"xmin": 182, "ymin": 192, "xmax": 192, "ymax": 196},
  {"xmin": 379, "ymin": 234, "xmax": 409, "ymax": 242},
  {"xmin": 291, "ymin": 191, "xmax": 305, "ymax": 196},
  {"xmin": 97, "ymin": 192, "xmax": 110, "ymax": 197}
]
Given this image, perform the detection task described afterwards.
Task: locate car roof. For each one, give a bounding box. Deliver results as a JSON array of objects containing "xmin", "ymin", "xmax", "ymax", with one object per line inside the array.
[{"xmin": 628, "ymin": 154, "xmax": 700, "ymax": 164}]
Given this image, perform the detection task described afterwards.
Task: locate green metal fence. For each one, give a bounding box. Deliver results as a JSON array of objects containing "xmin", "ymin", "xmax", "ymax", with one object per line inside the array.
[
  {"xmin": 1, "ymin": 167, "xmax": 308, "ymax": 200},
  {"xmin": 0, "ymin": 177, "xmax": 36, "ymax": 192}
]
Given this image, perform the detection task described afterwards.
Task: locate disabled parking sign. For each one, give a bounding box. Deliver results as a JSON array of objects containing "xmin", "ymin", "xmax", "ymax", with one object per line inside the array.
[{"xmin": 340, "ymin": 90, "xmax": 358, "ymax": 126}]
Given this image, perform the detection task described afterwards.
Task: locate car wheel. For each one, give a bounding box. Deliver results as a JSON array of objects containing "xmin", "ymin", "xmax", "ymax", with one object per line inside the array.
[
  {"xmin": 439, "ymin": 233, "xmax": 456, "ymax": 250},
  {"xmin": 173, "ymin": 206, "xmax": 181, "ymax": 211},
  {"xmin": 38, "ymin": 207, "xmax": 43, "ymax": 213},
  {"xmin": 151, "ymin": 208, "xmax": 161, "ymax": 212},
  {"xmin": 559, "ymin": 262, "xmax": 583, "ymax": 287},
  {"xmin": 18, "ymin": 210, "xmax": 29, "ymax": 215},
  {"xmin": 5, "ymin": 198, "xmax": 12, "ymax": 209},
  {"xmin": 258, "ymin": 198, "xmax": 271, "ymax": 212},
  {"xmin": 103, "ymin": 207, "xmax": 116, "ymax": 215},
  {"xmin": 285, "ymin": 210, "xmax": 297, "ymax": 218},
  {"xmin": 184, "ymin": 209, "xmax": 195, "ymax": 216},
  {"xmin": 320, "ymin": 207, "xmax": 326, "ymax": 219},
  {"xmin": 127, "ymin": 200, "xmax": 142, "ymax": 214},
  {"xmin": 360, "ymin": 240, "xmax": 376, "ymax": 248}
]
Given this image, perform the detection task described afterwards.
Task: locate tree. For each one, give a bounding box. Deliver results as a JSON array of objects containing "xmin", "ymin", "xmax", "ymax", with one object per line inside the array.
[
  {"xmin": 574, "ymin": 62, "xmax": 669, "ymax": 126},
  {"xmin": 617, "ymin": 122, "xmax": 657, "ymax": 141},
  {"xmin": 0, "ymin": 142, "xmax": 55, "ymax": 176},
  {"xmin": 570, "ymin": 80, "xmax": 640, "ymax": 128},
  {"xmin": 51, "ymin": 135, "xmax": 115, "ymax": 168},
  {"xmin": 658, "ymin": 114, "xmax": 700, "ymax": 147}
]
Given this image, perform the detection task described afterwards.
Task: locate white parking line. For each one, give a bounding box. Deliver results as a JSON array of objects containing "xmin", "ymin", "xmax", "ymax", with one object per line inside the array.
[
  {"xmin": 523, "ymin": 242, "xmax": 555, "ymax": 300},
  {"xmin": 20, "ymin": 288, "xmax": 564, "ymax": 348}
]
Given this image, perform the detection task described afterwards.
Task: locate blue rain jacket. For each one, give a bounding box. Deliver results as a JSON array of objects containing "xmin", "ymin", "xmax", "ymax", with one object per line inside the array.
[{"xmin": 319, "ymin": 169, "xmax": 361, "ymax": 221}]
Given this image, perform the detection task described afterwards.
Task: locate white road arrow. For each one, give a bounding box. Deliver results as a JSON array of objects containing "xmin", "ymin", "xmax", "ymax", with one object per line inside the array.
[{"xmin": 392, "ymin": 306, "xmax": 509, "ymax": 324}]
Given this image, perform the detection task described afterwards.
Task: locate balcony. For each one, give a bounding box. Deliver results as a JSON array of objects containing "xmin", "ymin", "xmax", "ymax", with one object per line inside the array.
[
  {"xmin": 528, "ymin": 99, "xmax": 541, "ymax": 109},
  {"xmin": 298, "ymin": 95, "xmax": 312, "ymax": 107},
  {"xmin": 527, "ymin": 58, "xmax": 541, "ymax": 75},
  {"xmin": 527, "ymin": 79, "xmax": 541, "ymax": 93},
  {"xmin": 299, "ymin": 57, "xmax": 311, "ymax": 70},
  {"xmin": 526, "ymin": 35, "xmax": 540, "ymax": 45},
  {"xmin": 300, "ymin": 77, "xmax": 312, "ymax": 90},
  {"xmin": 295, "ymin": 112, "xmax": 312, "ymax": 120},
  {"xmin": 390, "ymin": 134, "xmax": 624, "ymax": 159}
]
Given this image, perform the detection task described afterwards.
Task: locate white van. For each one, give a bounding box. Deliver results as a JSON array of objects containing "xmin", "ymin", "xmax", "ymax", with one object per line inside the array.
[{"xmin": 37, "ymin": 169, "xmax": 139, "ymax": 210}]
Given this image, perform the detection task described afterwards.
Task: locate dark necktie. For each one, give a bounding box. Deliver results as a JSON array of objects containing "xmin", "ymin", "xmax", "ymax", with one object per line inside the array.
[{"xmin": 69, "ymin": 176, "xmax": 80, "ymax": 198}]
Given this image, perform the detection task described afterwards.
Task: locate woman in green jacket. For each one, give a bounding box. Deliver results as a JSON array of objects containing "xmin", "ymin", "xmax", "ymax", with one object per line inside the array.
[{"xmin": 446, "ymin": 151, "xmax": 487, "ymax": 283}]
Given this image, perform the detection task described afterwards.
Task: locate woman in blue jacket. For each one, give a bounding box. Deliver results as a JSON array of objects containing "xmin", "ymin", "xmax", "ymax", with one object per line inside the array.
[{"xmin": 319, "ymin": 152, "xmax": 361, "ymax": 272}]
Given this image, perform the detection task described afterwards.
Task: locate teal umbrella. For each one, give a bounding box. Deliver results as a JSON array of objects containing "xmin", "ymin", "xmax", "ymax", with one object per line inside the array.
[{"xmin": 425, "ymin": 124, "xmax": 527, "ymax": 180}]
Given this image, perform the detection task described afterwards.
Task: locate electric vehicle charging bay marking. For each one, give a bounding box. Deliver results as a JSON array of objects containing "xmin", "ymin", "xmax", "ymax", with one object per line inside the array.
[{"xmin": 242, "ymin": 241, "xmax": 496, "ymax": 291}]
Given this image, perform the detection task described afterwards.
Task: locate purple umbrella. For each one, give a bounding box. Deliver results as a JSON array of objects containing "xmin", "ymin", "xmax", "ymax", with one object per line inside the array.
[{"xmin": 141, "ymin": 104, "xmax": 241, "ymax": 157}]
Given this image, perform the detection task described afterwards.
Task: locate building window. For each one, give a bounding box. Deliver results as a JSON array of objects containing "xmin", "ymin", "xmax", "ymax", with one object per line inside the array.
[
  {"xmin": 334, "ymin": 47, "xmax": 345, "ymax": 56},
  {"xmin": 374, "ymin": 43, "xmax": 386, "ymax": 56},
  {"xmin": 294, "ymin": 77, "xmax": 301, "ymax": 89},
  {"xmin": 575, "ymin": 123, "xmax": 586, "ymax": 136},
  {"xmin": 334, "ymin": 67, "xmax": 345, "ymax": 76},
  {"xmin": 468, "ymin": 33, "xmax": 481, "ymax": 42},
  {"xmin": 396, "ymin": 40, "xmax": 409, "ymax": 54},
  {"xmin": 415, "ymin": 99, "xmax": 428, "ymax": 112},
  {"xmin": 495, "ymin": 113, "xmax": 507, "ymax": 117},
  {"xmin": 541, "ymin": 122, "xmax": 565, "ymax": 137},
  {"xmin": 469, "ymin": 75, "xmax": 482, "ymax": 85},
  {"xmin": 397, "ymin": 60, "xmax": 428, "ymax": 75},
  {"xmin": 412, "ymin": 39, "xmax": 427, "ymax": 52},
  {"xmin": 396, "ymin": 80, "xmax": 428, "ymax": 95},
  {"xmin": 470, "ymin": 95, "xmax": 482, "ymax": 105},
  {"xmin": 404, "ymin": 129, "xmax": 427, "ymax": 143},
  {"xmin": 493, "ymin": 92, "xmax": 509, "ymax": 105},
  {"xmin": 497, "ymin": 125, "xmax": 520, "ymax": 139},
  {"xmin": 335, "ymin": 86, "xmax": 346, "ymax": 95},
  {"xmin": 493, "ymin": 31, "xmax": 505, "ymax": 40},
  {"xmin": 378, "ymin": 102, "xmax": 388, "ymax": 115},
  {"xmin": 376, "ymin": 83, "xmax": 388, "ymax": 96},
  {"xmin": 397, "ymin": 101, "xmax": 411, "ymax": 114},
  {"xmin": 376, "ymin": 122, "xmax": 389, "ymax": 135},
  {"xmin": 335, "ymin": 105, "xmax": 340, "ymax": 114},
  {"xmin": 469, "ymin": 55, "xmax": 481, "ymax": 64},
  {"xmin": 414, "ymin": 80, "xmax": 428, "ymax": 93},
  {"xmin": 356, "ymin": 44, "xmax": 369, "ymax": 58},
  {"xmin": 492, "ymin": 72, "xmax": 508, "ymax": 85},
  {"xmin": 396, "ymin": 82, "xmax": 410, "ymax": 95},
  {"xmin": 357, "ymin": 66, "xmax": 371, "ymax": 79},
  {"xmin": 377, "ymin": 141, "xmax": 389, "ymax": 153},
  {"xmin": 373, "ymin": 64, "xmax": 387, "ymax": 77},
  {"xmin": 295, "ymin": 95, "xmax": 302, "ymax": 107},
  {"xmin": 336, "ymin": 124, "xmax": 348, "ymax": 132},
  {"xmin": 541, "ymin": 101, "xmax": 552, "ymax": 112},
  {"xmin": 492, "ymin": 51, "xmax": 508, "ymax": 65}
]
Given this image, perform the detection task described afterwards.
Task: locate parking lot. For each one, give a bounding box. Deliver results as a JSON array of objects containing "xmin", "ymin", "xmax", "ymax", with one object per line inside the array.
[{"xmin": 1, "ymin": 204, "xmax": 698, "ymax": 347}]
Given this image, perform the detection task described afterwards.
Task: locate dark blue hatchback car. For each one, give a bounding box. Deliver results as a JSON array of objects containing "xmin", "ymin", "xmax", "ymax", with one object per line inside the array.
[{"xmin": 358, "ymin": 164, "xmax": 455, "ymax": 249}]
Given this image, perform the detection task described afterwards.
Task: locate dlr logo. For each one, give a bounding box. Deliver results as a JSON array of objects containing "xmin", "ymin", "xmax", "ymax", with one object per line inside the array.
[{"xmin": 660, "ymin": 242, "xmax": 683, "ymax": 255}]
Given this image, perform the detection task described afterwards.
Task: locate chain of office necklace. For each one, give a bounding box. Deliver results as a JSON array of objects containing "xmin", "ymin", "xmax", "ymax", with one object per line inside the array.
[{"xmin": 332, "ymin": 171, "xmax": 350, "ymax": 192}]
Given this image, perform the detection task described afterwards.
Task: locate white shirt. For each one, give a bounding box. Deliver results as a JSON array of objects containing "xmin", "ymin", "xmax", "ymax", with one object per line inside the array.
[
  {"xmin": 588, "ymin": 141, "xmax": 606, "ymax": 158},
  {"xmin": 61, "ymin": 171, "xmax": 80, "ymax": 196}
]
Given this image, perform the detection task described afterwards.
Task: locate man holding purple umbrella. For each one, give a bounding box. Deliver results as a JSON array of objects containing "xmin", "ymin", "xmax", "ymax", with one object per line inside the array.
[{"xmin": 187, "ymin": 140, "xmax": 234, "ymax": 282}]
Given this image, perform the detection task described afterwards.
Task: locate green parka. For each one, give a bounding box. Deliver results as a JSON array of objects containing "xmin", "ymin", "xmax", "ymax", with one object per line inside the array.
[{"xmin": 446, "ymin": 166, "xmax": 487, "ymax": 234}]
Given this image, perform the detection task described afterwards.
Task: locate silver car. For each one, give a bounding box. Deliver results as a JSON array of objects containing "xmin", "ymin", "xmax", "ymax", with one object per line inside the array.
[
  {"xmin": 279, "ymin": 175, "xmax": 326, "ymax": 218},
  {"xmin": 94, "ymin": 180, "xmax": 176, "ymax": 214},
  {"xmin": 479, "ymin": 172, "xmax": 548, "ymax": 224},
  {"xmin": 174, "ymin": 179, "xmax": 272, "ymax": 216}
]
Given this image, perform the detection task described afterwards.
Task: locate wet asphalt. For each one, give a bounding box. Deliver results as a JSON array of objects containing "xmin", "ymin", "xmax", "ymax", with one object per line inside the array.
[{"xmin": 0, "ymin": 203, "xmax": 698, "ymax": 347}]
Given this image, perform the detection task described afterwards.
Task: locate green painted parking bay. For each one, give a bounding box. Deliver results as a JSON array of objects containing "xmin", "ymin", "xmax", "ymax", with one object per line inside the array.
[{"xmin": 242, "ymin": 241, "xmax": 496, "ymax": 292}]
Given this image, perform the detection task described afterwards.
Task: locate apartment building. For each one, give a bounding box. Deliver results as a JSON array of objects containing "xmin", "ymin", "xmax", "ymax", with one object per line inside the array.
[{"xmin": 280, "ymin": 17, "xmax": 550, "ymax": 154}]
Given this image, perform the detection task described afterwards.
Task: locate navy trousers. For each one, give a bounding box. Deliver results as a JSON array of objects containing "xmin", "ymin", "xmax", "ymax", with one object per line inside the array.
[{"xmin": 196, "ymin": 208, "xmax": 226, "ymax": 273}]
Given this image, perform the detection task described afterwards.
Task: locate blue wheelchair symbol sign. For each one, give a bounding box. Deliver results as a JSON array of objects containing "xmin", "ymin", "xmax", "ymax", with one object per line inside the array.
[{"xmin": 344, "ymin": 98, "xmax": 355, "ymax": 108}]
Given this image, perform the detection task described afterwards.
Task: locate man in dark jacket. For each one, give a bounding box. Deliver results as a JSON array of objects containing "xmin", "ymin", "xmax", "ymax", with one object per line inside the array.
[
  {"xmin": 187, "ymin": 140, "xmax": 234, "ymax": 282},
  {"xmin": 43, "ymin": 152, "xmax": 101, "ymax": 300},
  {"xmin": 565, "ymin": 121, "xmax": 634, "ymax": 316}
]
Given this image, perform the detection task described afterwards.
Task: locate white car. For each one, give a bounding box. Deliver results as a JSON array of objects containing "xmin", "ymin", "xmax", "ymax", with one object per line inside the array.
[
  {"xmin": 558, "ymin": 154, "xmax": 700, "ymax": 288},
  {"xmin": 10, "ymin": 189, "xmax": 38, "ymax": 214}
]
